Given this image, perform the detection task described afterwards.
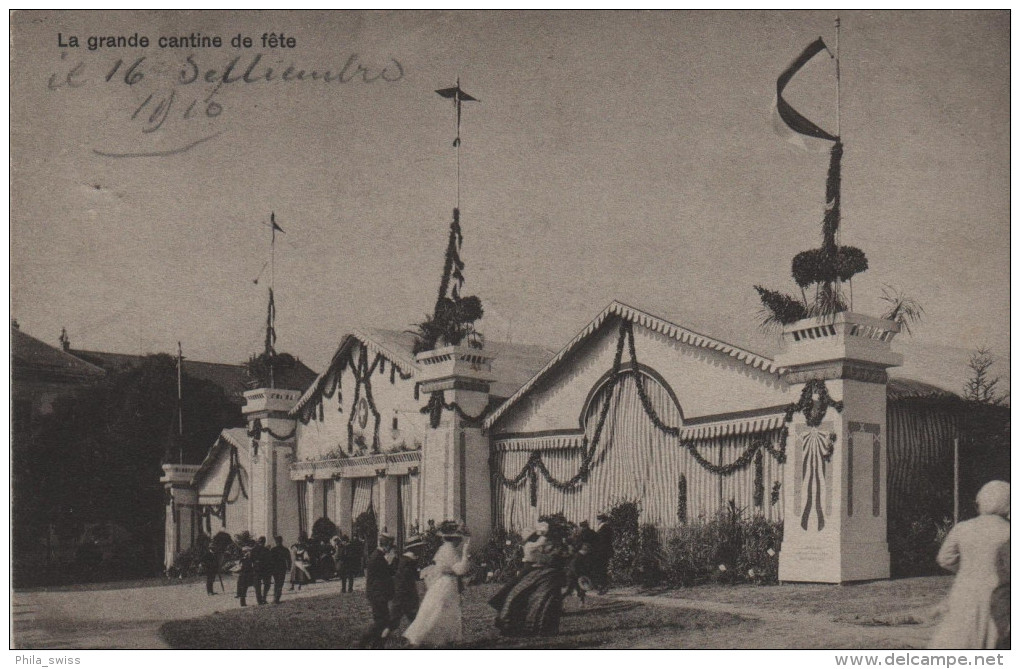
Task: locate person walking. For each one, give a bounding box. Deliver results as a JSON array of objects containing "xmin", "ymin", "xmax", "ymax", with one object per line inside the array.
[
  {"xmin": 930, "ymin": 480, "xmax": 1010, "ymax": 649},
  {"xmin": 290, "ymin": 533, "xmax": 313, "ymax": 591},
  {"xmin": 252, "ymin": 536, "xmax": 271, "ymax": 605},
  {"xmin": 564, "ymin": 542, "xmax": 593, "ymax": 606},
  {"xmin": 236, "ymin": 543, "xmax": 256, "ymax": 607},
  {"xmin": 388, "ymin": 533, "xmax": 424, "ymax": 637},
  {"xmin": 338, "ymin": 534, "xmax": 358, "ymax": 593},
  {"xmin": 269, "ymin": 535, "xmax": 292, "ymax": 604},
  {"xmin": 200, "ymin": 544, "xmax": 220, "ymax": 595},
  {"xmin": 404, "ymin": 523, "xmax": 472, "ymax": 647},
  {"xmin": 359, "ymin": 531, "xmax": 397, "ymax": 649}
]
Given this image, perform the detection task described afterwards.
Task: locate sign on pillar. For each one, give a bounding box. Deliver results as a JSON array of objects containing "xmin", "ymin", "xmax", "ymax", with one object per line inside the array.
[{"xmin": 775, "ymin": 313, "xmax": 902, "ymax": 584}]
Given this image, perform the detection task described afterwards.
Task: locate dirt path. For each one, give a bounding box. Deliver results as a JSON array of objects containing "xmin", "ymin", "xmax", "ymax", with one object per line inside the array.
[
  {"xmin": 12, "ymin": 576, "xmax": 354, "ymax": 649},
  {"xmin": 612, "ymin": 593, "xmax": 937, "ymax": 649},
  {"xmin": 13, "ymin": 576, "xmax": 947, "ymax": 650}
]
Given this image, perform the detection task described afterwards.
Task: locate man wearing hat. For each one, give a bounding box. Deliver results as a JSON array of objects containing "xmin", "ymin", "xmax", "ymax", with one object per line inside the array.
[
  {"xmin": 388, "ymin": 533, "xmax": 424, "ymax": 637},
  {"xmin": 359, "ymin": 530, "xmax": 397, "ymax": 649}
]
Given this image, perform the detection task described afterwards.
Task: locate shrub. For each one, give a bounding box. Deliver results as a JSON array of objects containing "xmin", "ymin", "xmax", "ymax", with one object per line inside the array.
[
  {"xmin": 311, "ymin": 516, "xmax": 339, "ymax": 544},
  {"xmin": 889, "ymin": 511, "xmax": 952, "ymax": 578},
  {"xmin": 604, "ymin": 500, "xmax": 641, "ymax": 585},
  {"xmin": 661, "ymin": 502, "xmax": 781, "ymax": 587},
  {"xmin": 633, "ymin": 524, "xmax": 664, "ymax": 587},
  {"xmin": 472, "ymin": 525, "xmax": 524, "ymax": 584}
]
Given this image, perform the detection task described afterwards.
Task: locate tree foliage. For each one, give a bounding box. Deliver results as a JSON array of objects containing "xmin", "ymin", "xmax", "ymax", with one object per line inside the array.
[
  {"xmin": 964, "ymin": 346, "xmax": 1008, "ymax": 406},
  {"xmin": 12, "ymin": 354, "xmax": 243, "ymax": 582}
]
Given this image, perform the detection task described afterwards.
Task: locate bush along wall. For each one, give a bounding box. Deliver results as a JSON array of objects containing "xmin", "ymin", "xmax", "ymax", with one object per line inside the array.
[{"xmin": 602, "ymin": 501, "xmax": 782, "ymax": 588}]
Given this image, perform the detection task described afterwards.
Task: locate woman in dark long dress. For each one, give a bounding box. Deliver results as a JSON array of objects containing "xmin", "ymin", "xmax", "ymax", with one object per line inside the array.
[{"xmin": 489, "ymin": 522, "xmax": 568, "ymax": 637}]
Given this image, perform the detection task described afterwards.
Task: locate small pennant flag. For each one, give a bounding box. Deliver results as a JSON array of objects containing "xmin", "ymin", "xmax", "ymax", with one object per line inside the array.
[{"xmin": 436, "ymin": 81, "xmax": 479, "ymax": 147}]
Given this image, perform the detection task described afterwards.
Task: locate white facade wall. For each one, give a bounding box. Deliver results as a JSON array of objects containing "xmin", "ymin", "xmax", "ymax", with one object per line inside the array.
[
  {"xmin": 497, "ymin": 319, "xmax": 788, "ymax": 435},
  {"xmin": 294, "ymin": 341, "xmax": 429, "ymax": 461}
]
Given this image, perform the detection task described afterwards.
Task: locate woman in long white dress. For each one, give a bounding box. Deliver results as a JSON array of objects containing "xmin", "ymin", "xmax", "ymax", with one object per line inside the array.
[
  {"xmin": 930, "ymin": 480, "xmax": 1010, "ymax": 649},
  {"xmin": 403, "ymin": 529, "xmax": 472, "ymax": 647}
]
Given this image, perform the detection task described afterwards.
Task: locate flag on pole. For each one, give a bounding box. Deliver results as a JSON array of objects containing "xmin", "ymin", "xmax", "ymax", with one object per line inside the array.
[
  {"xmin": 772, "ymin": 38, "xmax": 838, "ymax": 151},
  {"xmin": 436, "ymin": 81, "xmax": 479, "ymax": 147}
]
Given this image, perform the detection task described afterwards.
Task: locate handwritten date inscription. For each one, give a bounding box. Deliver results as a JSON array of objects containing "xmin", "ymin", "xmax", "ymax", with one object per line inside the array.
[{"xmin": 49, "ymin": 52, "xmax": 404, "ymax": 158}]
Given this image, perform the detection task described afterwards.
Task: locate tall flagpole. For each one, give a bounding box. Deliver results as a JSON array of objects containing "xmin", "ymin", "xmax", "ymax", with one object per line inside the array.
[
  {"xmin": 456, "ymin": 76, "xmax": 462, "ymax": 211},
  {"xmin": 177, "ymin": 341, "xmax": 184, "ymax": 464},
  {"xmin": 835, "ymin": 16, "xmax": 841, "ymax": 138}
]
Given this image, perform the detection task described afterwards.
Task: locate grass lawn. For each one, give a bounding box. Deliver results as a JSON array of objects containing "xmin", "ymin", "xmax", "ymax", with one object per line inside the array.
[{"xmin": 160, "ymin": 583, "xmax": 751, "ymax": 649}]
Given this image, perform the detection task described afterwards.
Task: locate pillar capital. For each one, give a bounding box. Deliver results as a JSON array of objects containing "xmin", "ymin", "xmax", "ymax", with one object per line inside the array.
[
  {"xmin": 414, "ymin": 345, "xmax": 495, "ymax": 395},
  {"xmin": 775, "ymin": 312, "xmax": 903, "ymax": 375}
]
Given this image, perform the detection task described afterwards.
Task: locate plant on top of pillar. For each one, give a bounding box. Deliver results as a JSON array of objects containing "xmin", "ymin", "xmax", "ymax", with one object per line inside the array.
[
  {"xmin": 408, "ymin": 208, "xmax": 485, "ymax": 354},
  {"xmin": 757, "ymin": 42, "xmax": 871, "ymax": 330},
  {"xmin": 753, "ymin": 142, "xmax": 869, "ymax": 329}
]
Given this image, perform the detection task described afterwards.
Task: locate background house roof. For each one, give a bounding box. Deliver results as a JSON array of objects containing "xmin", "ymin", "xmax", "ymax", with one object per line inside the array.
[
  {"xmin": 67, "ymin": 348, "xmax": 317, "ymax": 405},
  {"xmin": 12, "ymin": 327, "xmax": 105, "ymax": 382}
]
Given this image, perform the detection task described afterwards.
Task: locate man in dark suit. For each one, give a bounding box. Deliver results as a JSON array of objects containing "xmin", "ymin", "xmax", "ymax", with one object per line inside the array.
[
  {"xmin": 594, "ymin": 514, "xmax": 614, "ymax": 594},
  {"xmin": 388, "ymin": 533, "xmax": 424, "ymax": 635},
  {"xmin": 252, "ymin": 536, "xmax": 272, "ymax": 605},
  {"xmin": 268, "ymin": 535, "xmax": 292, "ymax": 604},
  {"xmin": 359, "ymin": 531, "xmax": 396, "ymax": 649},
  {"xmin": 340, "ymin": 534, "xmax": 361, "ymax": 593},
  {"xmin": 236, "ymin": 544, "xmax": 255, "ymax": 607},
  {"xmin": 200, "ymin": 545, "xmax": 220, "ymax": 595}
]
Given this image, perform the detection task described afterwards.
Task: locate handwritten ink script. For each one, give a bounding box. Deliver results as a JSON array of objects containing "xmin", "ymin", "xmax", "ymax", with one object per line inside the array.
[{"xmin": 48, "ymin": 33, "xmax": 404, "ymax": 158}]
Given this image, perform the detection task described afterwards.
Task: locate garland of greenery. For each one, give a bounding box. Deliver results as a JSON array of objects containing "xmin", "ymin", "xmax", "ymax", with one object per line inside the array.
[
  {"xmin": 493, "ymin": 319, "xmax": 790, "ymax": 505},
  {"xmin": 677, "ymin": 474, "xmax": 688, "ymax": 523},
  {"xmin": 345, "ymin": 348, "xmax": 382, "ymax": 454},
  {"xmin": 248, "ymin": 418, "xmax": 296, "ymax": 442},
  {"xmin": 753, "ymin": 450, "xmax": 764, "ymax": 507},
  {"xmin": 420, "ymin": 390, "xmax": 491, "ymax": 428},
  {"xmin": 783, "ymin": 379, "xmax": 843, "ymax": 427},
  {"xmin": 220, "ymin": 444, "xmax": 248, "ymax": 511}
]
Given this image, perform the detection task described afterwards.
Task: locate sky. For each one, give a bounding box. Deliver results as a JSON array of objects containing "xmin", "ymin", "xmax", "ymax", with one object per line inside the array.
[{"xmin": 10, "ymin": 10, "xmax": 1010, "ymax": 391}]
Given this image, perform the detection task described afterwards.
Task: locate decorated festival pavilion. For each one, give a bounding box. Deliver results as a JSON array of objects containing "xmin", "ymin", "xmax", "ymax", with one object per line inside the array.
[{"xmin": 163, "ymin": 51, "xmax": 993, "ymax": 584}]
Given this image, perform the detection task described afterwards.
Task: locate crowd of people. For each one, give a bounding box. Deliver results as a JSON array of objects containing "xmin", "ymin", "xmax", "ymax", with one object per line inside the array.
[
  {"xmin": 198, "ymin": 530, "xmax": 368, "ymax": 606},
  {"xmin": 195, "ymin": 515, "xmax": 617, "ymax": 646},
  {"xmin": 189, "ymin": 489, "xmax": 1009, "ymax": 650}
]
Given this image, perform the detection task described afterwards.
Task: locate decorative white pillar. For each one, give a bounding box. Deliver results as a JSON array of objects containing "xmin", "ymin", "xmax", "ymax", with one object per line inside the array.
[
  {"xmin": 161, "ymin": 464, "xmax": 200, "ymax": 570},
  {"xmin": 243, "ymin": 388, "xmax": 301, "ymax": 541},
  {"xmin": 776, "ymin": 313, "xmax": 902, "ymax": 583},
  {"xmin": 415, "ymin": 346, "xmax": 495, "ymax": 547}
]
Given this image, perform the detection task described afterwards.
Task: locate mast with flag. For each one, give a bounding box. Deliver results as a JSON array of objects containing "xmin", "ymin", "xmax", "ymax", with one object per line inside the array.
[
  {"xmin": 433, "ymin": 79, "xmax": 479, "ymax": 309},
  {"xmin": 264, "ymin": 212, "xmax": 284, "ymax": 388},
  {"xmin": 409, "ymin": 79, "xmax": 485, "ymax": 353},
  {"xmin": 766, "ymin": 16, "xmax": 866, "ymax": 317}
]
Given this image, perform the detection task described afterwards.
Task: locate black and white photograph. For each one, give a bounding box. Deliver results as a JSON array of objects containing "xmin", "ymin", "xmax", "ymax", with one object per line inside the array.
[{"xmin": 8, "ymin": 9, "xmax": 1010, "ymax": 655}]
